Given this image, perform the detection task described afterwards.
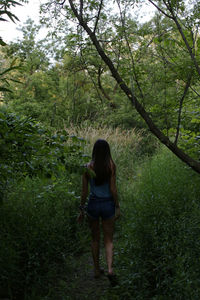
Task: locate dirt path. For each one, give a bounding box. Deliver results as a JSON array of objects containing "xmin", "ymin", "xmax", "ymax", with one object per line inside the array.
[
  {"xmin": 53, "ymin": 248, "xmax": 115, "ymax": 300},
  {"xmin": 49, "ymin": 220, "xmax": 123, "ymax": 300}
]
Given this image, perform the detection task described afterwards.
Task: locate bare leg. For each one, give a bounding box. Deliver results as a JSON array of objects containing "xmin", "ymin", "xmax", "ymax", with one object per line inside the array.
[
  {"xmin": 88, "ymin": 217, "xmax": 101, "ymax": 276},
  {"xmin": 102, "ymin": 217, "xmax": 115, "ymax": 275}
]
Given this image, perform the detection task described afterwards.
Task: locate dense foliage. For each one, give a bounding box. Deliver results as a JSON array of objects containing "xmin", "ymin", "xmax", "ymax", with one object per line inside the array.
[
  {"xmin": 110, "ymin": 147, "xmax": 200, "ymax": 299},
  {"xmin": 0, "ymin": 107, "xmax": 87, "ymax": 197},
  {"xmin": 0, "ymin": 107, "xmax": 89, "ymax": 298},
  {"xmin": 0, "ymin": 1, "xmax": 200, "ymax": 299},
  {"xmin": 1, "ymin": 1, "xmax": 200, "ymax": 172}
]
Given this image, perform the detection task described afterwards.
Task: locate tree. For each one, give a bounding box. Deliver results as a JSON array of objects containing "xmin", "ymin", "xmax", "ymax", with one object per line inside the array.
[
  {"xmin": 3, "ymin": 19, "xmax": 104, "ymax": 127},
  {"xmin": 41, "ymin": 0, "xmax": 200, "ymax": 173},
  {"xmin": 0, "ymin": 0, "xmax": 27, "ymax": 92}
]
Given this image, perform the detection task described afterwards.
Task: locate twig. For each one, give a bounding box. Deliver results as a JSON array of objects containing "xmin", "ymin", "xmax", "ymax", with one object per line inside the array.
[
  {"xmin": 174, "ymin": 74, "xmax": 192, "ymax": 145},
  {"xmin": 93, "ymin": 0, "xmax": 104, "ymax": 34},
  {"xmin": 148, "ymin": 0, "xmax": 173, "ymax": 19}
]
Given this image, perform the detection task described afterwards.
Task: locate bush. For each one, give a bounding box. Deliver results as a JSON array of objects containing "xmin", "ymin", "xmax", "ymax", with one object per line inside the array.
[
  {"xmin": 0, "ymin": 109, "xmax": 89, "ymax": 298},
  {"xmin": 111, "ymin": 147, "xmax": 200, "ymax": 299},
  {"xmin": 0, "ymin": 177, "xmax": 88, "ymax": 299}
]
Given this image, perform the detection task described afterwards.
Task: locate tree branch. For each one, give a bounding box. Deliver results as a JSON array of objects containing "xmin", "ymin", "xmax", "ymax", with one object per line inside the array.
[
  {"xmin": 87, "ymin": 68, "xmax": 104, "ymax": 103},
  {"xmin": 93, "ymin": 0, "xmax": 103, "ymax": 34},
  {"xmin": 174, "ymin": 74, "xmax": 192, "ymax": 145},
  {"xmin": 97, "ymin": 66, "xmax": 117, "ymax": 108},
  {"xmin": 80, "ymin": 0, "xmax": 83, "ymax": 17},
  {"xmin": 172, "ymin": 18, "xmax": 200, "ymax": 77},
  {"xmin": 68, "ymin": 0, "xmax": 200, "ymax": 174},
  {"xmin": 116, "ymin": 0, "xmax": 145, "ymax": 102},
  {"xmin": 148, "ymin": 0, "xmax": 173, "ymax": 19},
  {"xmin": 154, "ymin": 0, "xmax": 200, "ymax": 77}
]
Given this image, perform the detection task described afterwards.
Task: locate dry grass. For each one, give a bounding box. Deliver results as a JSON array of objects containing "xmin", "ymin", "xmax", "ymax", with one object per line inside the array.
[
  {"xmin": 65, "ymin": 124, "xmax": 143, "ymax": 153},
  {"xmin": 65, "ymin": 124, "xmax": 146, "ymax": 182}
]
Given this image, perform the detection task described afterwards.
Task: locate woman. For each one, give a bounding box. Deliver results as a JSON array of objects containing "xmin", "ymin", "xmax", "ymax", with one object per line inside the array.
[{"xmin": 78, "ymin": 139, "xmax": 120, "ymax": 286}]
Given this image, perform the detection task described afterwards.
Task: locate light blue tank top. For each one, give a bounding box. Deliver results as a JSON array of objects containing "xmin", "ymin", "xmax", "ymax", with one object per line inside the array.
[{"xmin": 89, "ymin": 178, "xmax": 112, "ymax": 198}]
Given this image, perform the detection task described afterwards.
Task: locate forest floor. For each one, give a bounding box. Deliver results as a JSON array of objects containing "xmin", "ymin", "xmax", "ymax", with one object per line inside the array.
[
  {"xmin": 52, "ymin": 246, "xmax": 117, "ymax": 300},
  {"xmin": 49, "ymin": 219, "xmax": 123, "ymax": 300}
]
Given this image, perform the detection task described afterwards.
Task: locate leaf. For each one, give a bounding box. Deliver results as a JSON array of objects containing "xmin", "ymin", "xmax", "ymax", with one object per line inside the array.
[
  {"xmin": 0, "ymin": 11, "xmax": 20, "ymax": 23},
  {"xmin": 0, "ymin": 66, "xmax": 19, "ymax": 76},
  {"xmin": 0, "ymin": 17, "xmax": 8, "ymax": 22},
  {"xmin": 0, "ymin": 37, "xmax": 6, "ymax": 46},
  {"xmin": 9, "ymin": 78, "xmax": 22, "ymax": 84},
  {"xmin": 9, "ymin": 0, "xmax": 23, "ymax": 6},
  {"xmin": 0, "ymin": 87, "xmax": 12, "ymax": 92},
  {"xmin": 10, "ymin": 57, "xmax": 18, "ymax": 67}
]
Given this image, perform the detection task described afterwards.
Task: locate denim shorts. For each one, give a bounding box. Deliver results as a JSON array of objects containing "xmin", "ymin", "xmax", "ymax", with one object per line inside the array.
[{"xmin": 87, "ymin": 195, "xmax": 115, "ymax": 220}]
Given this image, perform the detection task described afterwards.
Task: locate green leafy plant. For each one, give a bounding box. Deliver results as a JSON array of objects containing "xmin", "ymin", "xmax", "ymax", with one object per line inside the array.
[
  {"xmin": 110, "ymin": 147, "xmax": 200, "ymax": 299},
  {"xmin": 0, "ymin": 109, "xmax": 89, "ymax": 298}
]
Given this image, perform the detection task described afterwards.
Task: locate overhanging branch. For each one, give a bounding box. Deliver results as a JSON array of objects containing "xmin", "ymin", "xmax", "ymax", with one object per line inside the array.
[{"xmin": 68, "ymin": 0, "xmax": 200, "ymax": 174}]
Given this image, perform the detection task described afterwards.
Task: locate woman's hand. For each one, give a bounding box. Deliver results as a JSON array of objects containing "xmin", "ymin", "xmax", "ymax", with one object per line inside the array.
[
  {"xmin": 77, "ymin": 211, "xmax": 85, "ymax": 224},
  {"xmin": 115, "ymin": 207, "xmax": 120, "ymax": 220}
]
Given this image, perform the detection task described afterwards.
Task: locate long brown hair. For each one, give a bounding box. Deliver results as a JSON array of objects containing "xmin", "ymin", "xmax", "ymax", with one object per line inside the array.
[{"xmin": 92, "ymin": 139, "xmax": 112, "ymax": 185}]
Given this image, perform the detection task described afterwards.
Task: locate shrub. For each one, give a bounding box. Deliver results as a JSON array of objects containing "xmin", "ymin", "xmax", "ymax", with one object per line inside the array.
[
  {"xmin": 111, "ymin": 147, "xmax": 200, "ymax": 299},
  {"xmin": 0, "ymin": 177, "xmax": 88, "ymax": 299},
  {"xmin": 0, "ymin": 109, "xmax": 89, "ymax": 298}
]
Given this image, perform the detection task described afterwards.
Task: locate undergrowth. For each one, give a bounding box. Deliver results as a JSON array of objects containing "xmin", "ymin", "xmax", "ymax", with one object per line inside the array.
[
  {"xmin": 1, "ymin": 120, "xmax": 200, "ymax": 299},
  {"xmin": 0, "ymin": 176, "xmax": 89, "ymax": 299},
  {"xmin": 109, "ymin": 147, "xmax": 200, "ymax": 299}
]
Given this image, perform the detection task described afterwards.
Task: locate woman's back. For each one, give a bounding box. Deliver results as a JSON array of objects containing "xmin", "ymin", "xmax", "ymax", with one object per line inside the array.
[{"xmin": 89, "ymin": 177, "xmax": 111, "ymax": 198}]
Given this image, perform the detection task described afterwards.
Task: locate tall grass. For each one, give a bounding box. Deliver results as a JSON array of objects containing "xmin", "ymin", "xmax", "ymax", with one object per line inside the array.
[
  {"xmin": 2, "ymin": 124, "xmax": 199, "ymax": 299},
  {"xmin": 66, "ymin": 125, "xmax": 200, "ymax": 298},
  {"xmin": 65, "ymin": 124, "xmax": 158, "ymax": 182},
  {"xmin": 0, "ymin": 175, "xmax": 87, "ymax": 299},
  {"xmin": 109, "ymin": 146, "xmax": 200, "ymax": 299}
]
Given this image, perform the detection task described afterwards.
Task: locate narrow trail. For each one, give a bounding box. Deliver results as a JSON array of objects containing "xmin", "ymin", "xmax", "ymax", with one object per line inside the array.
[
  {"xmin": 66, "ymin": 252, "xmax": 110, "ymax": 299},
  {"xmin": 51, "ymin": 220, "xmax": 123, "ymax": 300},
  {"xmin": 53, "ymin": 247, "xmax": 116, "ymax": 300}
]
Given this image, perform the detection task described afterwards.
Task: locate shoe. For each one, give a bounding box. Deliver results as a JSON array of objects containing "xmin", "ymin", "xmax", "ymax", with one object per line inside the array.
[{"xmin": 107, "ymin": 273, "xmax": 118, "ymax": 287}]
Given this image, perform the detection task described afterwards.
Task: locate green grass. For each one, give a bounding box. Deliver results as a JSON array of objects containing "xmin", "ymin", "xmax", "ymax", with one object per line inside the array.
[
  {"xmin": 0, "ymin": 176, "xmax": 88, "ymax": 299},
  {"xmin": 110, "ymin": 146, "xmax": 200, "ymax": 299},
  {"xmin": 1, "ymin": 124, "xmax": 200, "ymax": 299}
]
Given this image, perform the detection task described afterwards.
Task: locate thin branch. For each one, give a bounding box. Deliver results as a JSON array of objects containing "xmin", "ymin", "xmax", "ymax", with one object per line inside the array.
[
  {"xmin": 97, "ymin": 66, "xmax": 117, "ymax": 108},
  {"xmin": 68, "ymin": 0, "xmax": 200, "ymax": 174},
  {"xmin": 163, "ymin": 0, "xmax": 172, "ymax": 13},
  {"xmin": 93, "ymin": 0, "xmax": 103, "ymax": 34},
  {"xmin": 148, "ymin": 0, "xmax": 173, "ymax": 19},
  {"xmin": 174, "ymin": 74, "xmax": 192, "ymax": 145},
  {"xmin": 173, "ymin": 18, "xmax": 200, "ymax": 76},
  {"xmin": 194, "ymin": 25, "xmax": 199, "ymax": 44},
  {"xmin": 57, "ymin": 0, "xmax": 66, "ymax": 6},
  {"xmin": 116, "ymin": 0, "xmax": 145, "ymax": 101},
  {"xmin": 158, "ymin": 0, "xmax": 200, "ymax": 77},
  {"xmin": 87, "ymin": 68, "xmax": 104, "ymax": 103},
  {"xmin": 79, "ymin": 26, "xmax": 103, "ymax": 103},
  {"xmin": 156, "ymin": 15, "xmax": 170, "ymax": 136},
  {"xmin": 193, "ymin": 25, "xmax": 199, "ymax": 55},
  {"xmin": 152, "ymin": 50, "xmax": 200, "ymax": 98},
  {"xmin": 80, "ymin": 0, "xmax": 83, "ymax": 17},
  {"xmin": 189, "ymin": 85, "xmax": 200, "ymax": 98}
]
